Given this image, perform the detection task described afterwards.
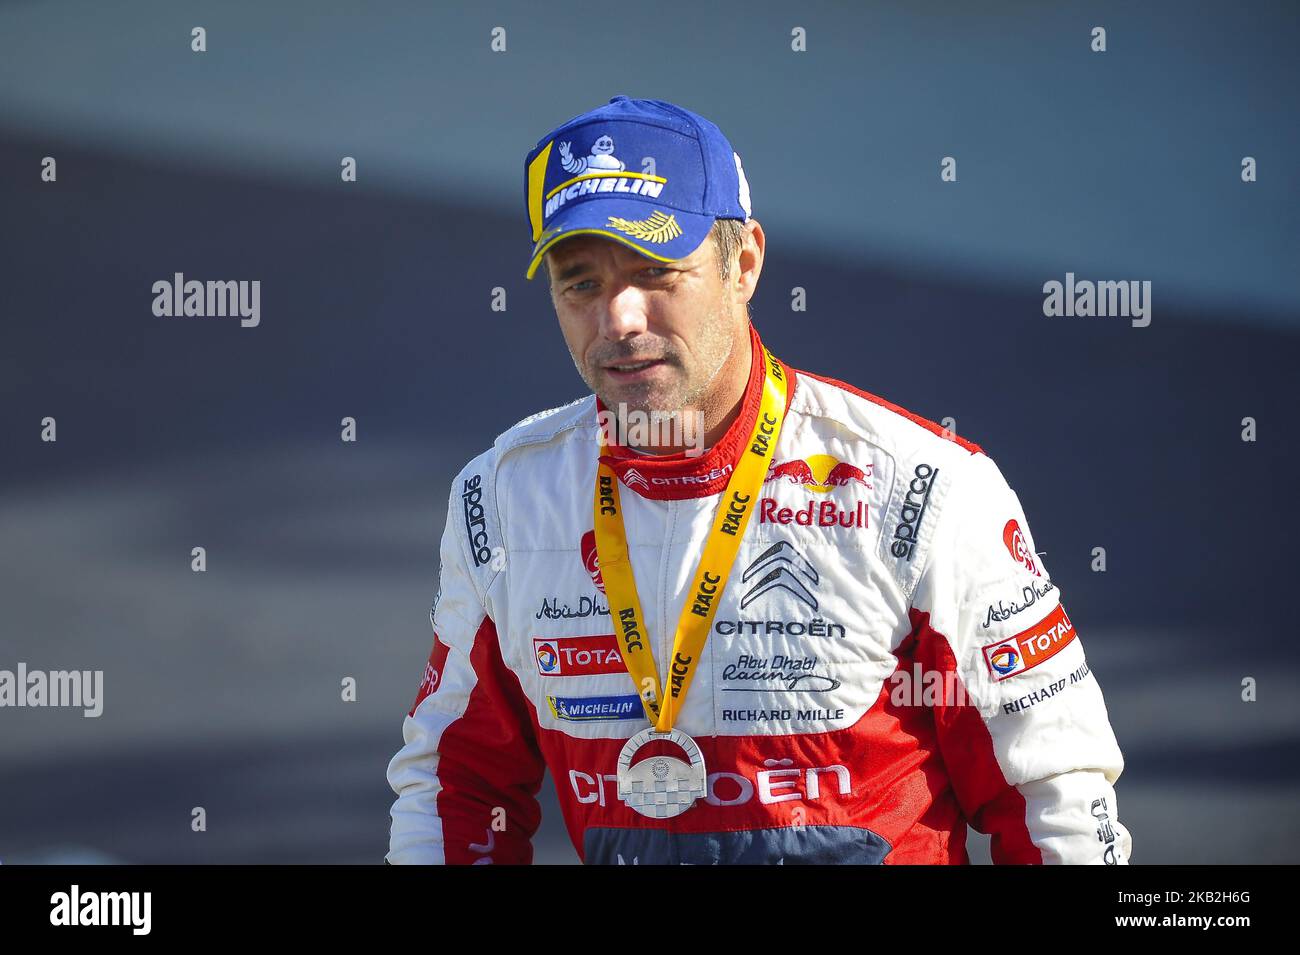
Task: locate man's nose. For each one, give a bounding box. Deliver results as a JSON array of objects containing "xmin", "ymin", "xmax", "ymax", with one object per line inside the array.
[{"xmin": 600, "ymin": 285, "xmax": 650, "ymax": 341}]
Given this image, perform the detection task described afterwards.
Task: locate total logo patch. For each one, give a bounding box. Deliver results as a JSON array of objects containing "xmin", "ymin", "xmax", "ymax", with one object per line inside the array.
[
  {"xmin": 981, "ymin": 604, "xmax": 1077, "ymax": 682},
  {"xmin": 533, "ymin": 635, "xmax": 626, "ymax": 677},
  {"xmin": 547, "ymin": 694, "xmax": 643, "ymax": 722}
]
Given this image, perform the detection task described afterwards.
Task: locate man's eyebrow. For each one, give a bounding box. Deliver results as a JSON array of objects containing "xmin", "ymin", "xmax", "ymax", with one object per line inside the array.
[
  {"xmin": 551, "ymin": 260, "xmax": 590, "ymax": 284},
  {"xmin": 550, "ymin": 256, "xmax": 680, "ymax": 284}
]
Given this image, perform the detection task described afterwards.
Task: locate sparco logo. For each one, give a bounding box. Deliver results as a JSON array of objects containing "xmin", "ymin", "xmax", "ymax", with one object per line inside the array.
[
  {"xmin": 890, "ymin": 464, "xmax": 936, "ymax": 560},
  {"xmin": 462, "ymin": 475, "xmax": 491, "ymax": 566}
]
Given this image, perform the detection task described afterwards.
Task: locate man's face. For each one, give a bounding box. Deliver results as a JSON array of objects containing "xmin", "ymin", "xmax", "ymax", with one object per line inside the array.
[{"xmin": 546, "ymin": 234, "xmax": 741, "ymax": 415}]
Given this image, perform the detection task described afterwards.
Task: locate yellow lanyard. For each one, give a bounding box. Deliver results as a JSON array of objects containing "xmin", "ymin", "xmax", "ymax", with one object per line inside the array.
[{"xmin": 593, "ymin": 346, "xmax": 788, "ymax": 731}]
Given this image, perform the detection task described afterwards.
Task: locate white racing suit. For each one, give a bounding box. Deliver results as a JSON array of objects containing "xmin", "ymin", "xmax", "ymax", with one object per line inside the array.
[{"xmin": 386, "ymin": 324, "xmax": 1133, "ymax": 865}]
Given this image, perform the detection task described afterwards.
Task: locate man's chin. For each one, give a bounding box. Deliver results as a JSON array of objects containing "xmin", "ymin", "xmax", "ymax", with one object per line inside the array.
[
  {"xmin": 598, "ymin": 392, "xmax": 683, "ymax": 417},
  {"xmin": 595, "ymin": 377, "xmax": 685, "ymax": 415}
]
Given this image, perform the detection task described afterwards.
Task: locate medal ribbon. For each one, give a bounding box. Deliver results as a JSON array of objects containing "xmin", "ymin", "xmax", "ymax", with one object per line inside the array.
[{"xmin": 593, "ymin": 346, "xmax": 788, "ymax": 731}]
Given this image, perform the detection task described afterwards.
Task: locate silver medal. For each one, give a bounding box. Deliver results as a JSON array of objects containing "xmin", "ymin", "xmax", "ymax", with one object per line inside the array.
[{"xmin": 616, "ymin": 728, "xmax": 707, "ymax": 819}]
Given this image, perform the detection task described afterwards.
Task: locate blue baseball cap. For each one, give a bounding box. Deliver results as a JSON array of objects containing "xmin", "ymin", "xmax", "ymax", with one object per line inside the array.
[{"xmin": 522, "ymin": 95, "xmax": 753, "ymax": 280}]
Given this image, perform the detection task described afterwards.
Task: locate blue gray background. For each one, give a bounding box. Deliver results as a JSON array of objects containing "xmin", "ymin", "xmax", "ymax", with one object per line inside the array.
[{"xmin": 0, "ymin": 0, "xmax": 1296, "ymax": 864}]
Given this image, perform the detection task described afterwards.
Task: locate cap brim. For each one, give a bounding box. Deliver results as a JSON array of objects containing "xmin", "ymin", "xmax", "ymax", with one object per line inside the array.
[{"xmin": 525, "ymin": 198, "xmax": 716, "ymax": 280}]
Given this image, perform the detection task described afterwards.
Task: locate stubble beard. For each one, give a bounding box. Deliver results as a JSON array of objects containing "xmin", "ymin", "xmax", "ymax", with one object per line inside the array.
[{"xmin": 578, "ymin": 306, "xmax": 736, "ymax": 421}]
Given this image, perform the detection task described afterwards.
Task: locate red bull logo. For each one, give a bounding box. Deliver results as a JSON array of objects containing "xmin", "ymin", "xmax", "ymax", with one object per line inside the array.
[
  {"xmin": 761, "ymin": 455, "xmax": 872, "ymax": 530},
  {"xmin": 765, "ymin": 454, "xmax": 873, "ymax": 493}
]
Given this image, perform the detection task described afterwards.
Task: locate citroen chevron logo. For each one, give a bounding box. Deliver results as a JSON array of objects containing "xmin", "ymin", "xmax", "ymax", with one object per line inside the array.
[
  {"xmin": 742, "ymin": 541, "xmax": 819, "ymax": 585},
  {"xmin": 740, "ymin": 541, "xmax": 819, "ymax": 610}
]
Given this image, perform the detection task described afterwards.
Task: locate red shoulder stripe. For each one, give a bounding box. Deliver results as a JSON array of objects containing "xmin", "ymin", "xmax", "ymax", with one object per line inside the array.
[{"xmin": 791, "ymin": 367, "xmax": 984, "ymax": 455}]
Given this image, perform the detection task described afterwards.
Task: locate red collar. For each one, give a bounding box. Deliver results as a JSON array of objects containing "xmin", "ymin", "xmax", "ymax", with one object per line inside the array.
[{"xmin": 595, "ymin": 325, "xmax": 794, "ymax": 500}]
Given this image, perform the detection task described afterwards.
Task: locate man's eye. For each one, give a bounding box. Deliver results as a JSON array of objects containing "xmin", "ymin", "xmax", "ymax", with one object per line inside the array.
[
  {"xmin": 643, "ymin": 267, "xmax": 671, "ymax": 278},
  {"xmin": 569, "ymin": 279, "xmax": 596, "ymax": 292}
]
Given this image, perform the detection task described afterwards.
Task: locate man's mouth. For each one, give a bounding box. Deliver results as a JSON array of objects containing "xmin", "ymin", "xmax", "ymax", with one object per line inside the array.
[{"xmin": 605, "ymin": 358, "xmax": 667, "ymax": 379}]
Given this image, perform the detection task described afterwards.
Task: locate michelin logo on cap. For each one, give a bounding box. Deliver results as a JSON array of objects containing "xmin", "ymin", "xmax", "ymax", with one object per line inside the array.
[{"xmin": 559, "ymin": 135, "xmax": 624, "ymax": 174}]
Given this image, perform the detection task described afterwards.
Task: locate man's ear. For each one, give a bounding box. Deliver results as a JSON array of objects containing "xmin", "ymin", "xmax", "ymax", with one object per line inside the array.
[{"xmin": 735, "ymin": 218, "xmax": 765, "ymax": 305}]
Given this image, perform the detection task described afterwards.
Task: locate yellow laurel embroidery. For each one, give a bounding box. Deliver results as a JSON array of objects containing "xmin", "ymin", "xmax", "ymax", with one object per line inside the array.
[{"xmin": 605, "ymin": 210, "xmax": 682, "ymax": 244}]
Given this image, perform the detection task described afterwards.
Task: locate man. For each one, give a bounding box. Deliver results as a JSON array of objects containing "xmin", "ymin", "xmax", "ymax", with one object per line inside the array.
[{"xmin": 386, "ymin": 95, "xmax": 1132, "ymax": 865}]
